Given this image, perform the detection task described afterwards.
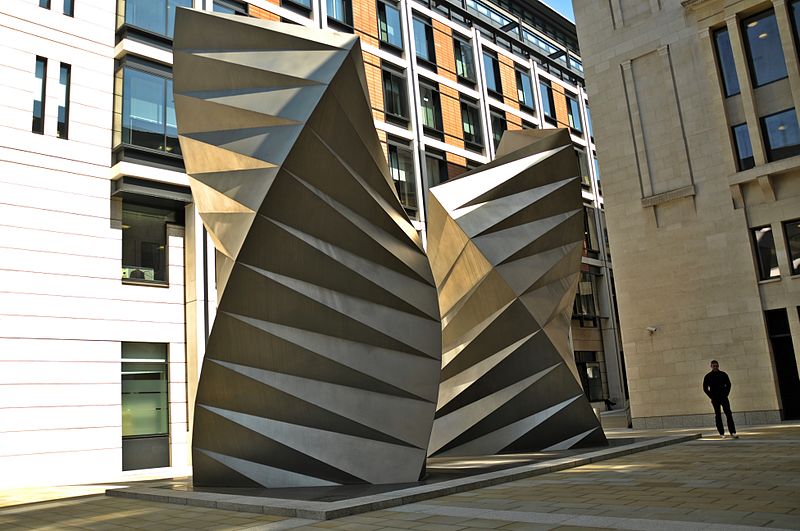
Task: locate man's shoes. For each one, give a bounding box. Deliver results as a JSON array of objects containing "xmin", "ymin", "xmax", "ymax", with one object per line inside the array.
[
  {"xmin": 719, "ymin": 434, "xmax": 727, "ymax": 439},
  {"xmin": 732, "ymin": 433, "xmax": 739, "ymax": 439}
]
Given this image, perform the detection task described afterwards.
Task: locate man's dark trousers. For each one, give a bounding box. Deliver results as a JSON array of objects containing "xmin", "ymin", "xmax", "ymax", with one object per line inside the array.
[{"xmin": 712, "ymin": 396, "xmax": 736, "ymax": 435}]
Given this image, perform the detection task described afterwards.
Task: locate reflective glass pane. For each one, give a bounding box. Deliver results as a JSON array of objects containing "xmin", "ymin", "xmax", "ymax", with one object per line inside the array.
[
  {"xmin": 64, "ymin": 0, "xmax": 74, "ymax": 16},
  {"xmin": 169, "ymin": 0, "xmax": 193, "ymax": 37},
  {"xmin": 491, "ymin": 113, "xmax": 505, "ymax": 149},
  {"xmin": 714, "ymin": 28, "xmax": 740, "ymax": 97},
  {"xmin": 122, "ymin": 204, "xmax": 171, "ymax": 282},
  {"xmin": 785, "ymin": 219, "xmax": 800, "ymax": 275},
  {"xmin": 461, "ymin": 102, "xmax": 482, "ymax": 147},
  {"xmin": 454, "ymin": 38, "xmax": 475, "ymax": 80},
  {"xmin": 413, "ymin": 18, "xmax": 432, "ymax": 61},
  {"xmin": 419, "ymin": 85, "xmax": 441, "ymax": 131},
  {"xmin": 732, "ymin": 123, "xmax": 754, "ymax": 170},
  {"xmin": 742, "ymin": 10, "xmax": 788, "ymax": 87},
  {"xmin": 483, "ymin": 53, "xmax": 500, "ymax": 93},
  {"xmin": 32, "ymin": 57, "xmax": 46, "ymax": 134},
  {"xmin": 327, "ymin": 0, "xmax": 350, "ymax": 23},
  {"xmin": 378, "ymin": 2, "xmax": 402, "ymax": 48},
  {"xmin": 126, "ymin": 0, "xmax": 167, "ymax": 36},
  {"xmin": 388, "ymin": 145, "xmax": 417, "ymax": 212},
  {"xmin": 753, "ymin": 226, "xmax": 779, "ymax": 279},
  {"xmin": 540, "ymin": 82, "xmax": 554, "ymax": 119},
  {"xmin": 383, "ymin": 70, "xmax": 408, "ymax": 119},
  {"xmin": 516, "ymin": 70, "xmax": 533, "ymax": 109},
  {"xmin": 57, "ymin": 63, "xmax": 70, "ymax": 139},
  {"xmin": 122, "ymin": 343, "xmax": 168, "ymax": 438},
  {"xmin": 122, "ymin": 68, "xmax": 167, "ymax": 151},
  {"xmin": 762, "ymin": 109, "xmax": 800, "ymax": 162},
  {"xmin": 567, "ymin": 96, "xmax": 582, "ymax": 132}
]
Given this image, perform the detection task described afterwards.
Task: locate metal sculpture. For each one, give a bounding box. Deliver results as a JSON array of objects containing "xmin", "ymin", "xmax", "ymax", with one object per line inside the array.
[
  {"xmin": 173, "ymin": 9, "xmax": 441, "ymax": 487},
  {"xmin": 427, "ymin": 129, "xmax": 607, "ymax": 457}
]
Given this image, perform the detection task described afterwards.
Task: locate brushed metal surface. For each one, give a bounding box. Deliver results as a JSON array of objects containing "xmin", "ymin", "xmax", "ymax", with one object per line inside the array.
[
  {"xmin": 173, "ymin": 9, "xmax": 441, "ymax": 487},
  {"xmin": 427, "ymin": 129, "xmax": 607, "ymax": 457}
]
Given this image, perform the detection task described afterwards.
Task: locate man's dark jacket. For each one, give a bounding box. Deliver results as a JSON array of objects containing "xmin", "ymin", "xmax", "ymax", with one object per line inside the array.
[{"xmin": 703, "ymin": 370, "xmax": 731, "ymax": 400}]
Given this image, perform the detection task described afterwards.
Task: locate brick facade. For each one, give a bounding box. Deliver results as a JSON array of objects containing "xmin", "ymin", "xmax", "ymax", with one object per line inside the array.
[
  {"xmin": 249, "ymin": 4, "xmax": 280, "ymax": 20},
  {"xmin": 362, "ymin": 51, "xmax": 385, "ymax": 122},
  {"xmin": 498, "ymin": 55, "xmax": 519, "ymax": 110},
  {"xmin": 432, "ymin": 21, "xmax": 456, "ymax": 81}
]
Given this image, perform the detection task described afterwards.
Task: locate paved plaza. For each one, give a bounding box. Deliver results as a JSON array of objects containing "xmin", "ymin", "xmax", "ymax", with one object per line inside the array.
[{"xmin": 1, "ymin": 424, "xmax": 798, "ymax": 530}]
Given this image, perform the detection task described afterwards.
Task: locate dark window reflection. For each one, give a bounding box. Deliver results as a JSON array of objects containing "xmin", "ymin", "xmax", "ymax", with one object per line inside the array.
[
  {"xmin": 742, "ymin": 9, "xmax": 788, "ymax": 87},
  {"xmin": 125, "ymin": 0, "xmax": 192, "ymax": 39},
  {"xmin": 121, "ymin": 67, "xmax": 181, "ymax": 155},
  {"xmin": 714, "ymin": 28, "xmax": 740, "ymax": 97},
  {"xmin": 732, "ymin": 123, "xmax": 755, "ymax": 170},
  {"xmin": 761, "ymin": 109, "xmax": 800, "ymax": 162}
]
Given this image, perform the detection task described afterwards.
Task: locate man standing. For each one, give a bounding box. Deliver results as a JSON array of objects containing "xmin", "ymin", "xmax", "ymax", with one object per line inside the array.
[{"xmin": 703, "ymin": 360, "xmax": 738, "ymax": 439}]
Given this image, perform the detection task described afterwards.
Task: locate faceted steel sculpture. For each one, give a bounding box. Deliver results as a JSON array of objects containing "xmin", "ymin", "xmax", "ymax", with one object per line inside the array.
[
  {"xmin": 173, "ymin": 9, "xmax": 441, "ymax": 487},
  {"xmin": 427, "ymin": 129, "xmax": 607, "ymax": 457}
]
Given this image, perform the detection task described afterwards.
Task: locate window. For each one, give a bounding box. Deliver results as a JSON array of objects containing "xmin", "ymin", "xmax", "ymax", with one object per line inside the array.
[
  {"xmin": 213, "ymin": 0, "xmax": 247, "ymax": 14},
  {"xmin": 732, "ymin": 123, "xmax": 755, "ymax": 171},
  {"xmin": 576, "ymin": 149, "xmax": 591, "ymax": 187},
  {"xmin": 122, "ymin": 203, "xmax": 178, "ymax": 283},
  {"xmin": 490, "ymin": 111, "xmax": 506, "ymax": 150},
  {"xmin": 515, "ymin": 68, "xmax": 534, "ymax": 111},
  {"xmin": 584, "ymin": 205, "xmax": 599, "ymax": 258},
  {"xmin": 57, "ymin": 63, "xmax": 71, "ymax": 139},
  {"xmin": 119, "ymin": 65, "xmax": 180, "ymax": 155},
  {"xmin": 39, "ymin": 0, "xmax": 50, "ymax": 8},
  {"xmin": 425, "ymin": 151, "xmax": 448, "ymax": 187},
  {"xmin": 64, "ymin": 0, "xmax": 74, "ymax": 16},
  {"xmin": 454, "ymin": 37, "xmax": 476, "ymax": 82},
  {"xmin": 461, "ymin": 98, "xmax": 483, "ymax": 150},
  {"xmin": 122, "ymin": 342, "xmax": 169, "ymax": 470},
  {"xmin": 784, "ymin": 219, "xmax": 800, "ymax": 276},
  {"xmin": 419, "ymin": 82, "xmax": 443, "ymax": 135},
  {"xmin": 327, "ymin": 0, "xmax": 352, "ymax": 26},
  {"xmin": 32, "ymin": 57, "xmax": 46, "ymax": 135},
  {"xmin": 483, "ymin": 52, "xmax": 502, "ymax": 95},
  {"xmin": 377, "ymin": 0, "xmax": 402, "ymax": 49},
  {"xmin": 283, "ymin": 0, "xmax": 312, "ymax": 11},
  {"xmin": 714, "ymin": 28, "xmax": 740, "ymax": 97},
  {"xmin": 753, "ymin": 225, "xmax": 779, "ymax": 280},
  {"xmin": 388, "ymin": 140, "xmax": 418, "ymax": 215},
  {"xmin": 761, "ymin": 109, "xmax": 800, "ymax": 162},
  {"xmin": 540, "ymin": 81, "xmax": 555, "ymax": 122},
  {"xmin": 566, "ymin": 94, "xmax": 582, "ymax": 133},
  {"xmin": 382, "ymin": 67, "xmax": 408, "ymax": 124},
  {"xmin": 413, "ymin": 16, "xmax": 435, "ymax": 63},
  {"xmin": 585, "ymin": 106, "xmax": 594, "ymax": 140},
  {"xmin": 124, "ymin": 0, "xmax": 192, "ymax": 39},
  {"xmin": 575, "ymin": 351, "xmax": 604, "ymax": 401},
  {"xmin": 573, "ymin": 273, "xmax": 597, "ymax": 327},
  {"xmin": 742, "ymin": 9, "xmax": 788, "ymax": 88}
]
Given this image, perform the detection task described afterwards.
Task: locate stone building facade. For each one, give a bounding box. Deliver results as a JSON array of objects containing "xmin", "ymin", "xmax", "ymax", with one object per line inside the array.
[{"xmin": 574, "ymin": 0, "xmax": 800, "ymax": 428}]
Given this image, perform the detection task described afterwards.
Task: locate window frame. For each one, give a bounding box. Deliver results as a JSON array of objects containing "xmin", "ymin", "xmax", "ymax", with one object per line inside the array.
[
  {"xmin": 419, "ymin": 81, "xmax": 444, "ymax": 138},
  {"xmin": 121, "ymin": 0, "xmax": 193, "ymax": 40},
  {"xmin": 460, "ymin": 97, "xmax": 483, "ymax": 152},
  {"xmin": 490, "ymin": 110, "xmax": 506, "ymax": 150},
  {"xmin": 783, "ymin": 218, "xmax": 800, "ymax": 276},
  {"xmin": 57, "ymin": 62, "xmax": 71, "ymax": 140},
  {"xmin": 713, "ymin": 27, "xmax": 741, "ymax": 97},
  {"xmin": 453, "ymin": 36, "xmax": 476, "ymax": 84},
  {"xmin": 424, "ymin": 149, "xmax": 448, "ymax": 187},
  {"xmin": 115, "ymin": 58, "xmax": 182, "ymax": 165},
  {"xmin": 566, "ymin": 93, "xmax": 583, "ymax": 135},
  {"xmin": 213, "ymin": 0, "xmax": 248, "ymax": 14},
  {"xmin": 121, "ymin": 202, "xmax": 179, "ymax": 286},
  {"xmin": 482, "ymin": 51, "xmax": 502, "ymax": 97},
  {"xmin": 32, "ymin": 56, "xmax": 47, "ymax": 135},
  {"xmin": 731, "ymin": 122, "xmax": 755, "ymax": 171},
  {"xmin": 539, "ymin": 80, "xmax": 556, "ymax": 124},
  {"xmin": 387, "ymin": 137, "xmax": 418, "ymax": 216},
  {"xmin": 327, "ymin": 0, "xmax": 353, "ymax": 28},
  {"xmin": 760, "ymin": 108, "xmax": 800, "ymax": 162},
  {"xmin": 382, "ymin": 65, "xmax": 409, "ymax": 125},
  {"xmin": 413, "ymin": 15, "xmax": 436, "ymax": 65},
  {"xmin": 515, "ymin": 67, "xmax": 534, "ymax": 112},
  {"xmin": 752, "ymin": 224, "xmax": 780, "ymax": 280},
  {"xmin": 377, "ymin": 0, "xmax": 403, "ymax": 51},
  {"xmin": 741, "ymin": 8, "xmax": 789, "ymax": 89},
  {"xmin": 64, "ymin": 0, "xmax": 74, "ymax": 16}
]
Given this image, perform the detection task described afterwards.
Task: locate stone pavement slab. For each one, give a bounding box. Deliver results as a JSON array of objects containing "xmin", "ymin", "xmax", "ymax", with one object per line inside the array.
[{"xmin": 1, "ymin": 424, "xmax": 798, "ymax": 530}]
